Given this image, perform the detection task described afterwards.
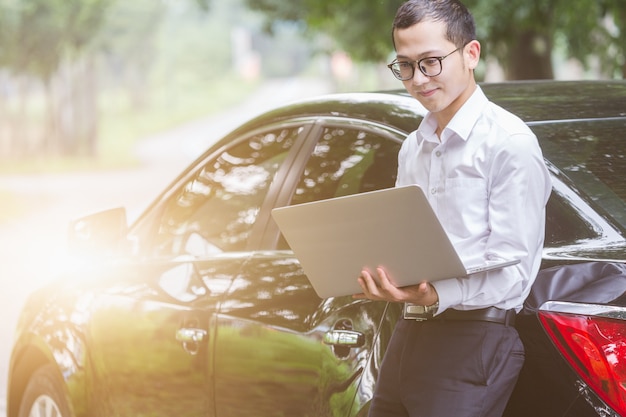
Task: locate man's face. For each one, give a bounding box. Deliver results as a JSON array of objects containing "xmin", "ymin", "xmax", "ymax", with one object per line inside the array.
[{"xmin": 393, "ymin": 19, "xmax": 479, "ymax": 124}]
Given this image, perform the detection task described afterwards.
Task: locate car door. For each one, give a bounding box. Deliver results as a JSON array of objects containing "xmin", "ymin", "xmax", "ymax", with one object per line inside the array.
[
  {"xmin": 212, "ymin": 120, "xmax": 406, "ymax": 416},
  {"xmin": 86, "ymin": 124, "xmax": 310, "ymax": 417},
  {"xmin": 84, "ymin": 261, "xmax": 228, "ymax": 417},
  {"xmin": 214, "ymin": 257, "xmax": 395, "ymax": 417}
]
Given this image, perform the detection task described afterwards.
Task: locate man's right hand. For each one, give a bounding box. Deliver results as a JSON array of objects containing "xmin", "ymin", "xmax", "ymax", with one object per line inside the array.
[{"xmin": 353, "ymin": 266, "xmax": 439, "ymax": 306}]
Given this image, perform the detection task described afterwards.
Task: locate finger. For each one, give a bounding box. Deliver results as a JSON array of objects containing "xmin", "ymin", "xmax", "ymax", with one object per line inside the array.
[
  {"xmin": 356, "ymin": 276, "xmax": 368, "ymax": 293},
  {"xmin": 356, "ymin": 271, "xmax": 369, "ymax": 290},
  {"xmin": 358, "ymin": 270, "xmax": 383, "ymax": 298},
  {"xmin": 375, "ymin": 267, "xmax": 394, "ymax": 288},
  {"xmin": 418, "ymin": 281, "xmax": 430, "ymax": 295},
  {"xmin": 374, "ymin": 267, "xmax": 404, "ymax": 296}
]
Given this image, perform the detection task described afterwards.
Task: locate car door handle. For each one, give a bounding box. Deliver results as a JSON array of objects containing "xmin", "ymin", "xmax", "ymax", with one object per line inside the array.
[
  {"xmin": 323, "ymin": 330, "xmax": 365, "ymax": 348},
  {"xmin": 176, "ymin": 328, "xmax": 207, "ymax": 343}
]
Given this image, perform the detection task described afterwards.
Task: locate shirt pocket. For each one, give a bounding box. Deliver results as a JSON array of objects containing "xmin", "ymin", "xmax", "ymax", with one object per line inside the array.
[{"xmin": 442, "ymin": 178, "xmax": 489, "ymax": 239}]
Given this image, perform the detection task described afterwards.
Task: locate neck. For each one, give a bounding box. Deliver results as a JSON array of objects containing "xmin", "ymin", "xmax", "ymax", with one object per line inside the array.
[{"xmin": 434, "ymin": 82, "xmax": 477, "ymax": 139}]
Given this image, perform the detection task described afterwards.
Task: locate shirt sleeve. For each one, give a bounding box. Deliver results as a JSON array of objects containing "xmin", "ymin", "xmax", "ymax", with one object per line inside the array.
[{"xmin": 432, "ymin": 131, "xmax": 552, "ymax": 313}]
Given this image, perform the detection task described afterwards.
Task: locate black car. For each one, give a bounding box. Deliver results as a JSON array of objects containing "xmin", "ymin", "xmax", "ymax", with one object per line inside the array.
[{"xmin": 7, "ymin": 80, "xmax": 626, "ymax": 417}]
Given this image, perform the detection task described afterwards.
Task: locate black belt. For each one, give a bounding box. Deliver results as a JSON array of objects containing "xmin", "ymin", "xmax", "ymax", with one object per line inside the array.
[{"xmin": 404, "ymin": 305, "xmax": 516, "ymax": 326}]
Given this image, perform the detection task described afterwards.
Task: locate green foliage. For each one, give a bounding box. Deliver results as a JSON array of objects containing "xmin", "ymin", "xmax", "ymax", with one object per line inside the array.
[
  {"xmin": 465, "ymin": 0, "xmax": 624, "ymax": 78},
  {"xmin": 0, "ymin": 0, "xmax": 257, "ymax": 166},
  {"xmin": 246, "ymin": 0, "xmax": 403, "ymax": 62},
  {"xmin": 246, "ymin": 0, "xmax": 625, "ymax": 79},
  {"xmin": 0, "ymin": 0, "xmax": 115, "ymax": 80}
]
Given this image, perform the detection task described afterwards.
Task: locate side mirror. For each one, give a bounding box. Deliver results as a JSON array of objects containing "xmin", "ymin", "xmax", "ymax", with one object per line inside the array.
[{"xmin": 68, "ymin": 207, "xmax": 129, "ymax": 258}]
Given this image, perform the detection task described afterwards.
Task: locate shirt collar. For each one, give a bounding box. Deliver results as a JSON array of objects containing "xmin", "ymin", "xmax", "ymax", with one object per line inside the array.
[{"xmin": 417, "ymin": 85, "xmax": 488, "ymax": 143}]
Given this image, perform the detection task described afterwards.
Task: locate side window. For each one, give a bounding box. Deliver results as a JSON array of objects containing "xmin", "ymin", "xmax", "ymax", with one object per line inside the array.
[
  {"xmin": 277, "ymin": 125, "xmax": 402, "ymax": 249},
  {"xmin": 154, "ymin": 127, "xmax": 302, "ymax": 258},
  {"xmin": 535, "ymin": 120, "xmax": 626, "ymax": 230},
  {"xmin": 545, "ymin": 189, "xmax": 600, "ymax": 246},
  {"xmin": 292, "ymin": 126, "xmax": 401, "ymax": 204}
]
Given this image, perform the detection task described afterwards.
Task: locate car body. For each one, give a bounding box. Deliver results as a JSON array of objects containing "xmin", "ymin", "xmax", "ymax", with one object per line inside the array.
[{"xmin": 7, "ymin": 80, "xmax": 626, "ymax": 417}]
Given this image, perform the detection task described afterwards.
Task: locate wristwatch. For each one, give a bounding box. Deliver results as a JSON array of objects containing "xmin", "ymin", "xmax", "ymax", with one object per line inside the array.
[{"xmin": 404, "ymin": 301, "xmax": 440, "ymax": 320}]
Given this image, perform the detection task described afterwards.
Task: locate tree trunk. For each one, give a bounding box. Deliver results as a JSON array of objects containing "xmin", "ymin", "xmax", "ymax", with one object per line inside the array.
[
  {"xmin": 79, "ymin": 55, "xmax": 99, "ymax": 157},
  {"xmin": 618, "ymin": 7, "xmax": 626, "ymax": 79},
  {"xmin": 505, "ymin": 30, "xmax": 554, "ymax": 80},
  {"xmin": 50, "ymin": 56, "xmax": 99, "ymax": 157},
  {"xmin": 44, "ymin": 77, "xmax": 62, "ymax": 156},
  {"xmin": 68, "ymin": 55, "xmax": 98, "ymax": 157},
  {"xmin": 16, "ymin": 77, "xmax": 32, "ymax": 157},
  {"xmin": 0, "ymin": 75, "xmax": 9, "ymax": 159},
  {"xmin": 52, "ymin": 61, "xmax": 75, "ymax": 155}
]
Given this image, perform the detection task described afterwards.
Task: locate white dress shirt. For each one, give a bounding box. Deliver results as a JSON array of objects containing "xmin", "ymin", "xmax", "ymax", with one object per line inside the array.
[{"xmin": 396, "ymin": 86, "xmax": 552, "ymax": 313}]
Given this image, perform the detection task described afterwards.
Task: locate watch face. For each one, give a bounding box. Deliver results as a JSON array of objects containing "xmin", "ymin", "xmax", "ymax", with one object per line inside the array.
[
  {"xmin": 405, "ymin": 304, "xmax": 427, "ymax": 314},
  {"xmin": 404, "ymin": 303, "xmax": 435, "ymax": 320},
  {"xmin": 426, "ymin": 302, "xmax": 439, "ymax": 314}
]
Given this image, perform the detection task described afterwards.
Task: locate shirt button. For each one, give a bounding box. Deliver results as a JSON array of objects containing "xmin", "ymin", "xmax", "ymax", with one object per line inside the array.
[
  {"xmin": 435, "ymin": 151, "xmax": 442, "ymax": 157},
  {"xmin": 430, "ymin": 188, "xmax": 437, "ymax": 195}
]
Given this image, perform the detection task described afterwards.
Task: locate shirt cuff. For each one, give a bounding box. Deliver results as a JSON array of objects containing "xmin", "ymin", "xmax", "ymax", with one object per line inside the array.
[{"xmin": 431, "ymin": 278, "xmax": 463, "ymax": 313}]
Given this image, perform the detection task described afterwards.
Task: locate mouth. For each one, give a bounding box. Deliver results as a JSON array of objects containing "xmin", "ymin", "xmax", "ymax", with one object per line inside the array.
[{"xmin": 418, "ymin": 88, "xmax": 438, "ymax": 98}]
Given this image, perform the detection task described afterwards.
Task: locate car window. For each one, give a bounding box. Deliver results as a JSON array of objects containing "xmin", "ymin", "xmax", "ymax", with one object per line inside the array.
[
  {"xmin": 545, "ymin": 189, "xmax": 601, "ymax": 246},
  {"xmin": 277, "ymin": 125, "xmax": 402, "ymax": 250},
  {"xmin": 292, "ymin": 125, "xmax": 401, "ymax": 202},
  {"xmin": 153, "ymin": 127, "xmax": 303, "ymax": 258},
  {"xmin": 535, "ymin": 119, "xmax": 626, "ymax": 232}
]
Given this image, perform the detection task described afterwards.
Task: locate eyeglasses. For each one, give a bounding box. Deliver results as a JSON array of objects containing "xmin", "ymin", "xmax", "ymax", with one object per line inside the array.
[{"xmin": 387, "ymin": 46, "xmax": 464, "ymax": 80}]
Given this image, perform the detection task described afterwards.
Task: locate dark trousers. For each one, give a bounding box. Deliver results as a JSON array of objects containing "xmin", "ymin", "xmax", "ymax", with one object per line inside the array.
[{"xmin": 368, "ymin": 318, "xmax": 524, "ymax": 417}]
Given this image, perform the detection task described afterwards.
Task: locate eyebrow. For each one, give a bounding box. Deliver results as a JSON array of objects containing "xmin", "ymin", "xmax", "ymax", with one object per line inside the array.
[{"xmin": 395, "ymin": 50, "xmax": 442, "ymax": 61}]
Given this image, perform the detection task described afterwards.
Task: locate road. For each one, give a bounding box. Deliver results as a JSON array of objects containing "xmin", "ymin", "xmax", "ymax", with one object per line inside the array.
[{"xmin": 0, "ymin": 77, "xmax": 333, "ymax": 416}]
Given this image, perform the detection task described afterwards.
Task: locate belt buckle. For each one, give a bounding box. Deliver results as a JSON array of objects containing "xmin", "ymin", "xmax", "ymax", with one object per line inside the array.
[{"xmin": 403, "ymin": 303, "xmax": 434, "ymax": 321}]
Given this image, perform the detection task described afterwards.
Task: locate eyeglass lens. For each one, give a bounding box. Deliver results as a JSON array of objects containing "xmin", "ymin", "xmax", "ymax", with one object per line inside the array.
[
  {"xmin": 388, "ymin": 46, "xmax": 463, "ymax": 80},
  {"xmin": 389, "ymin": 58, "xmax": 440, "ymax": 80}
]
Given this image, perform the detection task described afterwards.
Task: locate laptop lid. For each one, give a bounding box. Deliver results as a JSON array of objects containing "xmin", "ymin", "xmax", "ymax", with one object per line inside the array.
[{"xmin": 271, "ymin": 185, "xmax": 518, "ymax": 298}]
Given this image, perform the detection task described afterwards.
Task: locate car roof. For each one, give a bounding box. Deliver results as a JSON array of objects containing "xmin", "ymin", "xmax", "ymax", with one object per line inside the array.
[
  {"xmin": 223, "ymin": 80, "xmax": 626, "ymax": 141},
  {"xmin": 480, "ymin": 80, "xmax": 626, "ymax": 123}
]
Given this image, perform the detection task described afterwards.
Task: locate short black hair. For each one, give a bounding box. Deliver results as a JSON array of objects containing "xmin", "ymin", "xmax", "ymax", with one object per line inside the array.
[{"xmin": 392, "ymin": 0, "xmax": 476, "ymax": 50}]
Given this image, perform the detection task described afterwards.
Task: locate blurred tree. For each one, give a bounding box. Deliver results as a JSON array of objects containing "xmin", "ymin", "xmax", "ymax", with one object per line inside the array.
[
  {"xmin": 465, "ymin": 0, "xmax": 625, "ymax": 79},
  {"xmin": 245, "ymin": 0, "xmax": 625, "ymax": 80},
  {"xmin": 97, "ymin": 0, "xmax": 165, "ymax": 111},
  {"xmin": 0, "ymin": 0, "xmax": 116, "ymax": 157},
  {"xmin": 244, "ymin": 0, "xmax": 403, "ymax": 62},
  {"xmin": 194, "ymin": 0, "xmax": 210, "ymax": 11},
  {"xmin": 0, "ymin": 0, "xmax": 214, "ymax": 160},
  {"xmin": 603, "ymin": 0, "xmax": 626, "ymax": 78}
]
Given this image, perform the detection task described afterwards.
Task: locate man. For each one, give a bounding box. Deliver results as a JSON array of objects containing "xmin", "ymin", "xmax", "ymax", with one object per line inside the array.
[{"xmin": 354, "ymin": 1, "xmax": 552, "ymax": 416}]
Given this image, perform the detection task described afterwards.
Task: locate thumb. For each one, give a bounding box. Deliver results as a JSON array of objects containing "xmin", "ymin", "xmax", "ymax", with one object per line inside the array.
[
  {"xmin": 419, "ymin": 281, "xmax": 431, "ymax": 295},
  {"xmin": 419, "ymin": 281, "xmax": 438, "ymax": 302}
]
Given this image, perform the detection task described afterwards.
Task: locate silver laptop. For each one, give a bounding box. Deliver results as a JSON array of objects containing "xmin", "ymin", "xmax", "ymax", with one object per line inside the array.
[{"xmin": 271, "ymin": 185, "xmax": 519, "ymax": 298}]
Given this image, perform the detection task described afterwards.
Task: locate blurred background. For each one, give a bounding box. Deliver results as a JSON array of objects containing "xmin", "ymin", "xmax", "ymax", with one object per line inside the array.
[{"xmin": 0, "ymin": 0, "xmax": 624, "ymax": 414}]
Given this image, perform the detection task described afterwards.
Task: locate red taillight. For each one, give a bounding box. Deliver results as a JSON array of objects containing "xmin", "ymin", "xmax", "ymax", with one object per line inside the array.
[{"xmin": 538, "ymin": 310, "xmax": 626, "ymax": 414}]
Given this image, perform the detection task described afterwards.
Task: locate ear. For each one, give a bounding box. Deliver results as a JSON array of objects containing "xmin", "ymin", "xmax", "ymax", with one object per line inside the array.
[{"xmin": 465, "ymin": 40, "xmax": 481, "ymax": 70}]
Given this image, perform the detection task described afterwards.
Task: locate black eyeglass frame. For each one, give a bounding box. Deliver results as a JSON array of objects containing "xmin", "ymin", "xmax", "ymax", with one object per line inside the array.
[{"xmin": 387, "ymin": 45, "xmax": 465, "ymax": 80}]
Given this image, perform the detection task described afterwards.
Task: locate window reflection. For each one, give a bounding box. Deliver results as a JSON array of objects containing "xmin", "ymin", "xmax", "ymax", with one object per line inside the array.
[
  {"xmin": 545, "ymin": 190, "xmax": 600, "ymax": 245},
  {"xmin": 535, "ymin": 120, "xmax": 626, "ymax": 229},
  {"xmin": 277, "ymin": 126, "xmax": 401, "ymax": 250},
  {"xmin": 219, "ymin": 257, "xmax": 322, "ymax": 332},
  {"xmin": 154, "ymin": 128, "xmax": 301, "ymax": 257},
  {"xmin": 292, "ymin": 126, "xmax": 400, "ymax": 204},
  {"xmin": 158, "ymin": 263, "xmax": 206, "ymax": 302}
]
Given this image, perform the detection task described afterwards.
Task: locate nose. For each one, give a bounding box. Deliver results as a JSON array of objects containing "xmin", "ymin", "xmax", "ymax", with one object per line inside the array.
[{"xmin": 410, "ymin": 67, "xmax": 430, "ymax": 85}]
